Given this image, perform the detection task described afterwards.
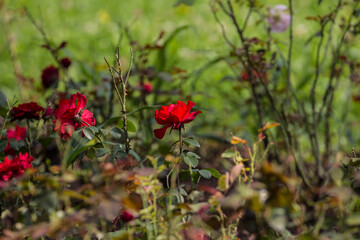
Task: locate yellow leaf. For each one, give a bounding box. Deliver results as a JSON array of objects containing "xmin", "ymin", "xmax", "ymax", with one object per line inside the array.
[
  {"xmin": 258, "ymin": 122, "xmax": 280, "ymax": 132},
  {"xmin": 231, "ymin": 136, "xmax": 248, "ymax": 145}
]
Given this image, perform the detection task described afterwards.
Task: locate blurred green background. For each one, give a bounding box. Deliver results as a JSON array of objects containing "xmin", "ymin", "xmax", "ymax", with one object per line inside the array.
[{"xmin": 1, "ymin": 0, "xmax": 360, "ymax": 150}]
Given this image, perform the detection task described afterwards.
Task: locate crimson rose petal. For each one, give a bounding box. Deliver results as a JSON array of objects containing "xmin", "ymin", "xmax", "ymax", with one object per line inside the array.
[{"xmin": 154, "ymin": 100, "xmax": 201, "ymax": 139}]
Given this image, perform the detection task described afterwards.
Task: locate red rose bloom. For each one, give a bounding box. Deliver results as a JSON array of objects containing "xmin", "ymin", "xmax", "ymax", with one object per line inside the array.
[
  {"xmin": 43, "ymin": 108, "xmax": 54, "ymax": 118},
  {"xmin": 60, "ymin": 57, "xmax": 72, "ymax": 69},
  {"xmin": 0, "ymin": 152, "xmax": 34, "ymax": 181},
  {"xmin": 11, "ymin": 102, "xmax": 45, "ymax": 121},
  {"xmin": 4, "ymin": 125, "xmax": 27, "ymax": 156},
  {"xmin": 154, "ymin": 100, "xmax": 202, "ymax": 139},
  {"xmin": 54, "ymin": 92, "xmax": 95, "ymax": 141},
  {"xmin": 120, "ymin": 210, "xmax": 135, "ymax": 223},
  {"xmin": 143, "ymin": 83, "xmax": 153, "ymax": 94},
  {"xmin": 41, "ymin": 65, "xmax": 59, "ymax": 89}
]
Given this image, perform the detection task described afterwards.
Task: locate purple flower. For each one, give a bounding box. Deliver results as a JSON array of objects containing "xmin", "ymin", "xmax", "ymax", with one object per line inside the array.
[{"xmin": 267, "ymin": 5, "xmax": 291, "ymax": 33}]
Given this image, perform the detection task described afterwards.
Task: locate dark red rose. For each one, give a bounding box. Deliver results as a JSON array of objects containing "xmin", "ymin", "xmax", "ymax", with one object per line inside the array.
[
  {"xmin": 60, "ymin": 58, "xmax": 72, "ymax": 69},
  {"xmin": 41, "ymin": 65, "xmax": 59, "ymax": 89},
  {"xmin": 43, "ymin": 108, "xmax": 54, "ymax": 118},
  {"xmin": 54, "ymin": 92, "xmax": 95, "ymax": 141},
  {"xmin": 0, "ymin": 152, "xmax": 34, "ymax": 181},
  {"xmin": 154, "ymin": 100, "xmax": 202, "ymax": 139},
  {"xmin": 11, "ymin": 102, "xmax": 45, "ymax": 121},
  {"xmin": 143, "ymin": 83, "xmax": 153, "ymax": 94},
  {"xmin": 4, "ymin": 125, "xmax": 27, "ymax": 156},
  {"xmin": 120, "ymin": 210, "xmax": 135, "ymax": 223}
]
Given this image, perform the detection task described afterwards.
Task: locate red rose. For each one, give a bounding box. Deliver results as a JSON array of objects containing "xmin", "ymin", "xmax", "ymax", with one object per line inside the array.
[
  {"xmin": 143, "ymin": 83, "xmax": 153, "ymax": 94},
  {"xmin": 120, "ymin": 210, "xmax": 135, "ymax": 223},
  {"xmin": 0, "ymin": 152, "xmax": 34, "ymax": 181},
  {"xmin": 11, "ymin": 102, "xmax": 45, "ymax": 121},
  {"xmin": 154, "ymin": 100, "xmax": 202, "ymax": 139},
  {"xmin": 54, "ymin": 92, "xmax": 95, "ymax": 141},
  {"xmin": 60, "ymin": 57, "xmax": 72, "ymax": 69},
  {"xmin": 43, "ymin": 108, "xmax": 54, "ymax": 118},
  {"xmin": 41, "ymin": 65, "xmax": 59, "ymax": 89},
  {"xmin": 7, "ymin": 125, "xmax": 27, "ymax": 141},
  {"xmin": 4, "ymin": 125, "xmax": 27, "ymax": 156}
]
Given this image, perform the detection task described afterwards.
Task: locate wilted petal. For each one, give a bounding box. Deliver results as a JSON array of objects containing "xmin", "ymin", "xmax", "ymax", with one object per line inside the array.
[{"xmin": 154, "ymin": 125, "xmax": 171, "ymax": 139}]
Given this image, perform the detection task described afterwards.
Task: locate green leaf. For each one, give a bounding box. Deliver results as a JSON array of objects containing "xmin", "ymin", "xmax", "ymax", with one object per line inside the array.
[
  {"xmin": 183, "ymin": 138, "xmax": 200, "ymax": 148},
  {"xmin": 9, "ymin": 139, "xmax": 26, "ymax": 150},
  {"xmin": 129, "ymin": 149, "xmax": 141, "ymax": 161},
  {"xmin": 70, "ymin": 130, "xmax": 83, "ymax": 148},
  {"xmin": 205, "ymin": 168, "xmax": 221, "ymax": 178},
  {"xmin": 199, "ymin": 169, "xmax": 212, "ymax": 179},
  {"xmin": 82, "ymin": 128, "xmax": 95, "ymax": 140},
  {"xmin": 179, "ymin": 187, "xmax": 188, "ymax": 196},
  {"xmin": 95, "ymin": 148, "xmax": 111, "ymax": 158},
  {"xmin": 218, "ymin": 175, "xmax": 228, "ymax": 191},
  {"xmin": 0, "ymin": 139, "xmax": 8, "ymax": 152},
  {"xmin": 127, "ymin": 120, "xmax": 137, "ymax": 133},
  {"xmin": 110, "ymin": 127, "xmax": 122, "ymax": 140},
  {"xmin": 66, "ymin": 142, "xmax": 95, "ymax": 167},
  {"xmin": 118, "ymin": 120, "xmax": 137, "ymax": 133},
  {"xmin": 100, "ymin": 129, "xmax": 109, "ymax": 136},
  {"xmin": 86, "ymin": 147, "xmax": 96, "ymax": 159},
  {"xmin": 186, "ymin": 152, "xmax": 201, "ymax": 159},
  {"xmin": 184, "ymin": 156, "xmax": 198, "ymax": 168},
  {"xmin": 221, "ymin": 148, "xmax": 236, "ymax": 158},
  {"xmin": 87, "ymin": 126, "xmax": 99, "ymax": 134}
]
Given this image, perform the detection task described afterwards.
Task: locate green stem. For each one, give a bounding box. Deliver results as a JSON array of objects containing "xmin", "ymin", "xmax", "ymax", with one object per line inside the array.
[
  {"xmin": 152, "ymin": 189, "xmax": 158, "ymax": 237},
  {"xmin": 179, "ymin": 128, "xmax": 183, "ymax": 156},
  {"xmin": 248, "ymin": 144, "xmax": 256, "ymax": 184}
]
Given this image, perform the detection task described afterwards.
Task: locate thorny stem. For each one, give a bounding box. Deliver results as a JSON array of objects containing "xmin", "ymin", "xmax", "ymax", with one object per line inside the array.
[
  {"xmin": 179, "ymin": 127, "xmax": 183, "ymax": 156},
  {"xmin": 104, "ymin": 49, "xmax": 134, "ymax": 154}
]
